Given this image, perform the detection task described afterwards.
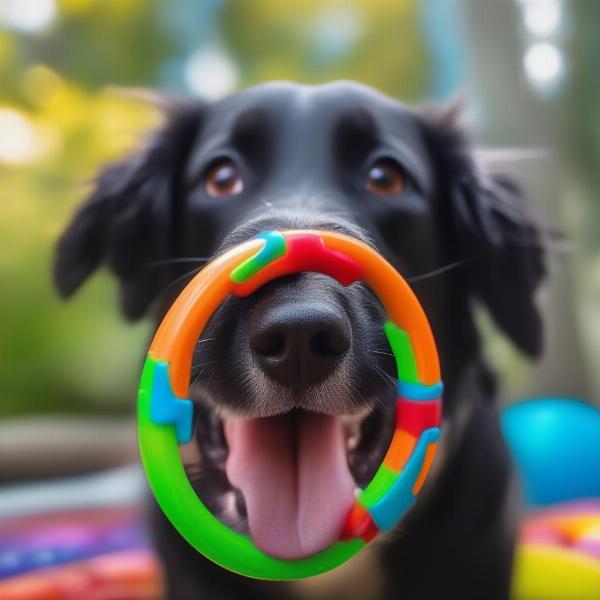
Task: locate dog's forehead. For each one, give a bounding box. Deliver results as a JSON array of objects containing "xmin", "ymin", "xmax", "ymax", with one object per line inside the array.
[
  {"xmin": 204, "ymin": 81, "xmax": 419, "ymax": 139},
  {"xmin": 189, "ymin": 81, "xmax": 432, "ymax": 190}
]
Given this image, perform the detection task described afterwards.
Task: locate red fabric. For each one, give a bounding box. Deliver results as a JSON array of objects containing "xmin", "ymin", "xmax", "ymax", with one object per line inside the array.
[{"xmin": 0, "ymin": 550, "xmax": 162, "ymax": 600}]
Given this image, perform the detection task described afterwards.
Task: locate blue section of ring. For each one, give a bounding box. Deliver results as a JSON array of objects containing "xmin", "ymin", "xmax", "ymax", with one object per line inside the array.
[
  {"xmin": 396, "ymin": 381, "xmax": 444, "ymax": 401},
  {"xmin": 369, "ymin": 428, "xmax": 441, "ymax": 532},
  {"xmin": 256, "ymin": 230, "xmax": 285, "ymax": 257},
  {"xmin": 251, "ymin": 231, "xmax": 286, "ymax": 270},
  {"xmin": 150, "ymin": 361, "xmax": 193, "ymax": 444}
]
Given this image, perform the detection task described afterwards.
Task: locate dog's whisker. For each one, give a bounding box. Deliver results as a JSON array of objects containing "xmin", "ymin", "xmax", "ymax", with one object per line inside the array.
[
  {"xmin": 372, "ymin": 365, "xmax": 393, "ymax": 388},
  {"xmin": 160, "ymin": 266, "xmax": 206, "ymax": 294},
  {"xmin": 191, "ymin": 360, "xmax": 216, "ymax": 382},
  {"xmin": 370, "ymin": 349, "xmax": 394, "ymax": 357},
  {"xmin": 190, "ymin": 363, "xmax": 212, "ymax": 387},
  {"xmin": 193, "ymin": 360, "xmax": 216, "ymax": 369},
  {"xmin": 143, "ymin": 257, "xmax": 211, "ymax": 270},
  {"xmin": 191, "ymin": 338, "xmax": 217, "ymax": 361},
  {"xmin": 407, "ymin": 260, "xmax": 467, "ymax": 283},
  {"xmin": 374, "ymin": 365, "xmax": 397, "ymax": 387}
]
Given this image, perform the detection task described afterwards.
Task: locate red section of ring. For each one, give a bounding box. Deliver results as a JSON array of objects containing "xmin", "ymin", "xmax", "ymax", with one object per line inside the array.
[
  {"xmin": 395, "ymin": 398, "xmax": 442, "ymax": 438},
  {"xmin": 232, "ymin": 233, "xmax": 363, "ymax": 297},
  {"xmin": 340, "ymin": 503, "xmax": 380, "ymax": 542}
]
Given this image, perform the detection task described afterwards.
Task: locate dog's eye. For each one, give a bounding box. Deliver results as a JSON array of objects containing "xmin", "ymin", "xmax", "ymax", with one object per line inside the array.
[
  {"xmin": 205, "ymin": 159, "xmax": 244, "ymax": 197},
  {"xmin": 367, "ymin": 159, "xmax": 406, "ymax": 197}
]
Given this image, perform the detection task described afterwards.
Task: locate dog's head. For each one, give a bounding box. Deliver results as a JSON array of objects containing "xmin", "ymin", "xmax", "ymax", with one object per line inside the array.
[{"xmin": 54, "ymin": 82, "xmax": 546, "ymax": 559}]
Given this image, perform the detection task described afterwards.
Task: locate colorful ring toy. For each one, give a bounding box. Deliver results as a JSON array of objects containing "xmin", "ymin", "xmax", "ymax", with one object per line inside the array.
[{"xmin": 137, "ymin": 230, "xmax": 443, "ymax": 580}]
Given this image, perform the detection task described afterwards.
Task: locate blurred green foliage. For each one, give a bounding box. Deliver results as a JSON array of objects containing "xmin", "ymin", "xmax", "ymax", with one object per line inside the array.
[
  {"xmin": 565, "ymin": 0, "xmax": 600, "ymax": 251},
  {"xmin": 0, "ymin": 0, "xmax": 429, "ymax": 417},
  {"xmin": 0, "ymin": 83, "xmax": 159, "ymax": 416},
  {"xmin": 221, "ymin": 0, "xmax": 427, "ymax": 100},
  {"xmin": 5, "ymin": 0, "xmax": 596, "ymax": 418}
]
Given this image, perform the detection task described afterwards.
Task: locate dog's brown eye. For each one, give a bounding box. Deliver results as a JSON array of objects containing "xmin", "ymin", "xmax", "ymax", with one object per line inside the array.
[
  {"xmin": 205, "ymin": 159, "xmax": 244, "ymax": 197},
  {"xmin": 367, "ymin": 159, "xmax": 406, "ymax": 197}
]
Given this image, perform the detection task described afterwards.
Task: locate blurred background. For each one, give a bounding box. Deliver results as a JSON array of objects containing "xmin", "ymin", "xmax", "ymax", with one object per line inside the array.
[
  {"xmin": 2, "ymin": 0, "xmax": 599, "ymax": 462},
  {"xmin": 0, "ymin": 0, "xmax": 599, "ymax": 595}
]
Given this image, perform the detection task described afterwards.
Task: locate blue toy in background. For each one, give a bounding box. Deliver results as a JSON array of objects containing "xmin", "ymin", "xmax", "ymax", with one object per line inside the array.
[
  {"xmin": 502, "ymin": 398, "xmax": 600, "ymax": 600},
  {"xmin": 501, "ymin": 397, "xmax": 600, "ymax": 507}
]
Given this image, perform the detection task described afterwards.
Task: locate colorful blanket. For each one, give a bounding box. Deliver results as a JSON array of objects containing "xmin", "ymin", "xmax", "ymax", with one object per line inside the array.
[
  {"xmin": 1, "ymin": 398, "xmax": 599, "ymax": 599},
  {"xmin": 0, "ymin": 507, "xmax": 162, "ymax": 599},
  {"xmin": 1, "ymin": 501, "xmax": 599, "ymax": 600}
]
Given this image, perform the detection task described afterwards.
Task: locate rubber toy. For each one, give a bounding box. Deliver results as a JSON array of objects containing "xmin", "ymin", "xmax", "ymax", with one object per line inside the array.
[
  {"xmin": 502, "ymin": 398, "xmax": 600, "ymax": 507},
  {"xmin": 502, "ymin": 398, "xmax": 600, "ymax": 600},
  {"xmin": 512, "ymin": 501, "xmax": 600, "ymax": 600},
  {"xmin": 137, "ymin": 230, "xmax": 443, "ymax": 579}
]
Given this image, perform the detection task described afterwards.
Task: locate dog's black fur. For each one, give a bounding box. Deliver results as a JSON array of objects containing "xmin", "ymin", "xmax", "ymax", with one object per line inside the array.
[{"xmin": 54, "ymin": 82, "xmax": 546, "ymax": 600}]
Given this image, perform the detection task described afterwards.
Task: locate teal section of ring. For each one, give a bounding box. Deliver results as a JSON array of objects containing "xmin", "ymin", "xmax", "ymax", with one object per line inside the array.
[
  {"xmin": 369, "ymin": 428, "xmax": 441, "ymax": 531},
  {"xmin": 149, "ymin": 361, "xmax": 193, "ymax": 444},
  {"xmin": 396, "ymin": 381, "xmax": 444, "ymax": 401}
]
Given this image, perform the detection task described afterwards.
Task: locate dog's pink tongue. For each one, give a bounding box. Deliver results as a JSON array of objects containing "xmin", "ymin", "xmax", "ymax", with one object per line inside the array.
[{"xmin": 224, "ymin": 413, "xmax": 355, "ymax": 560}]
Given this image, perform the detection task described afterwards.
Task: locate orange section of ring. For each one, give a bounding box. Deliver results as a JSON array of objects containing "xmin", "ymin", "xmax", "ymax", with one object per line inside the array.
[
  {"xmin": 149, "ymin": 230, "xmax": 440, "ymax": 397},
  {"xmin": 149, "ymin": 239, "xmax": 263, "ymax": 397},
  {"xmin": 412, "ymin": 443, "xmax": 438, "ymax": 495},
  {"xmin": 383, "ymin": 430, "xmax": 416, "ymax": 472},
  {"xmin": 321, "ymin": 232, "xmax": 440, "ymax": 384}
]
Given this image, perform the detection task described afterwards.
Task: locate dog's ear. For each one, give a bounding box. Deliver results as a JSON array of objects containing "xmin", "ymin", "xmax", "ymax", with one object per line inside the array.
[
  {"xmin": 418, "ymin": 103, "xmax": 547, "ymax": 357},
  {"xmin": 54, "ymin": 99, "xmax": 204, "ymax": 320}
]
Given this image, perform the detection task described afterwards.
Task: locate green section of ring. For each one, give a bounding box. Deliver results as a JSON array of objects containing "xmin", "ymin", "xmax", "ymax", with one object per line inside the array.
[
  {"xmin": 138, "ymin": 355, "xmax": 365, "ymax": 580},
  {"xmin": 384, "ymin": 321, "xmax": 419, "ymax": 383},
  {"xmin": 352, "ymin": 322, "xmax": 419, "ymax": 512},
  {"xmin": 357, "ymin": 465, "xmax": 397, "ymax": 509},
  {"xmin": 230, "ymin": 231, "xmax": 287, "ymax": 284}
]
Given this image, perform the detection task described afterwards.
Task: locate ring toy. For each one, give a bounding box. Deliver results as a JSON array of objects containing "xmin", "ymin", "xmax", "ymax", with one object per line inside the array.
[{"xmin": 137, "ymin": 230, "xmax": 443, "ymax": 579}]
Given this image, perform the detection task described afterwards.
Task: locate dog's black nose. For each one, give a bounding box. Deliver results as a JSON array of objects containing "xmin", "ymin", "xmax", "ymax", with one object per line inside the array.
[{"xmin": 249, "ymin": 302, "xmax": 351, "ymax": 390}]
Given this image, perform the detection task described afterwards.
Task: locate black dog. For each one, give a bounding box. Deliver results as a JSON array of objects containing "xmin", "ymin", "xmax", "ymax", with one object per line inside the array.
[{"xmin": 54, "ymin": 82, "xmax": 546, "ymax": 600}]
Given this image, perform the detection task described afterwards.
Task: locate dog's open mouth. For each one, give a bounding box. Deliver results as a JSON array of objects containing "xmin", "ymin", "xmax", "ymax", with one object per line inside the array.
[
  {"xmin": 225, "ymin": 411, "xmax": 355, "ymax": 559},
  {"xmin": 182, "ymin": 273, "xmax": 397, "ymax": 559},
  {"xmin": 185, "ymin": 405, "xmax": 394, "ymax": 560}
]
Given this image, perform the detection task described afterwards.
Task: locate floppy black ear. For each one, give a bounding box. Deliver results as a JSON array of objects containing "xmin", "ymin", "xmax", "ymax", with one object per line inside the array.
[
  {"xmin": 54, "ymin": 99, "xmax": 204, "ymax": 320},
  {"xmin": 419, "ymin": 105, "xmax": 547, "ymax": 357}
]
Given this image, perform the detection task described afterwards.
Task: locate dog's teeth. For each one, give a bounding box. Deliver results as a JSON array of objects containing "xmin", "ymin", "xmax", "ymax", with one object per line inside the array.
[
  {"xmin": 221, "ymin": 491, "xmax": 239, "ymax": 521},
  {"xmin": 353, "ymin": 487, "xmax": 363, "ymax": 498},
  {"xmin": 343, "ymin": 414, "xmax": 363, "ymax": 451},
  {"xmin": 347, "ymin": 434, "xmax": 360, "ymax": 450}
]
